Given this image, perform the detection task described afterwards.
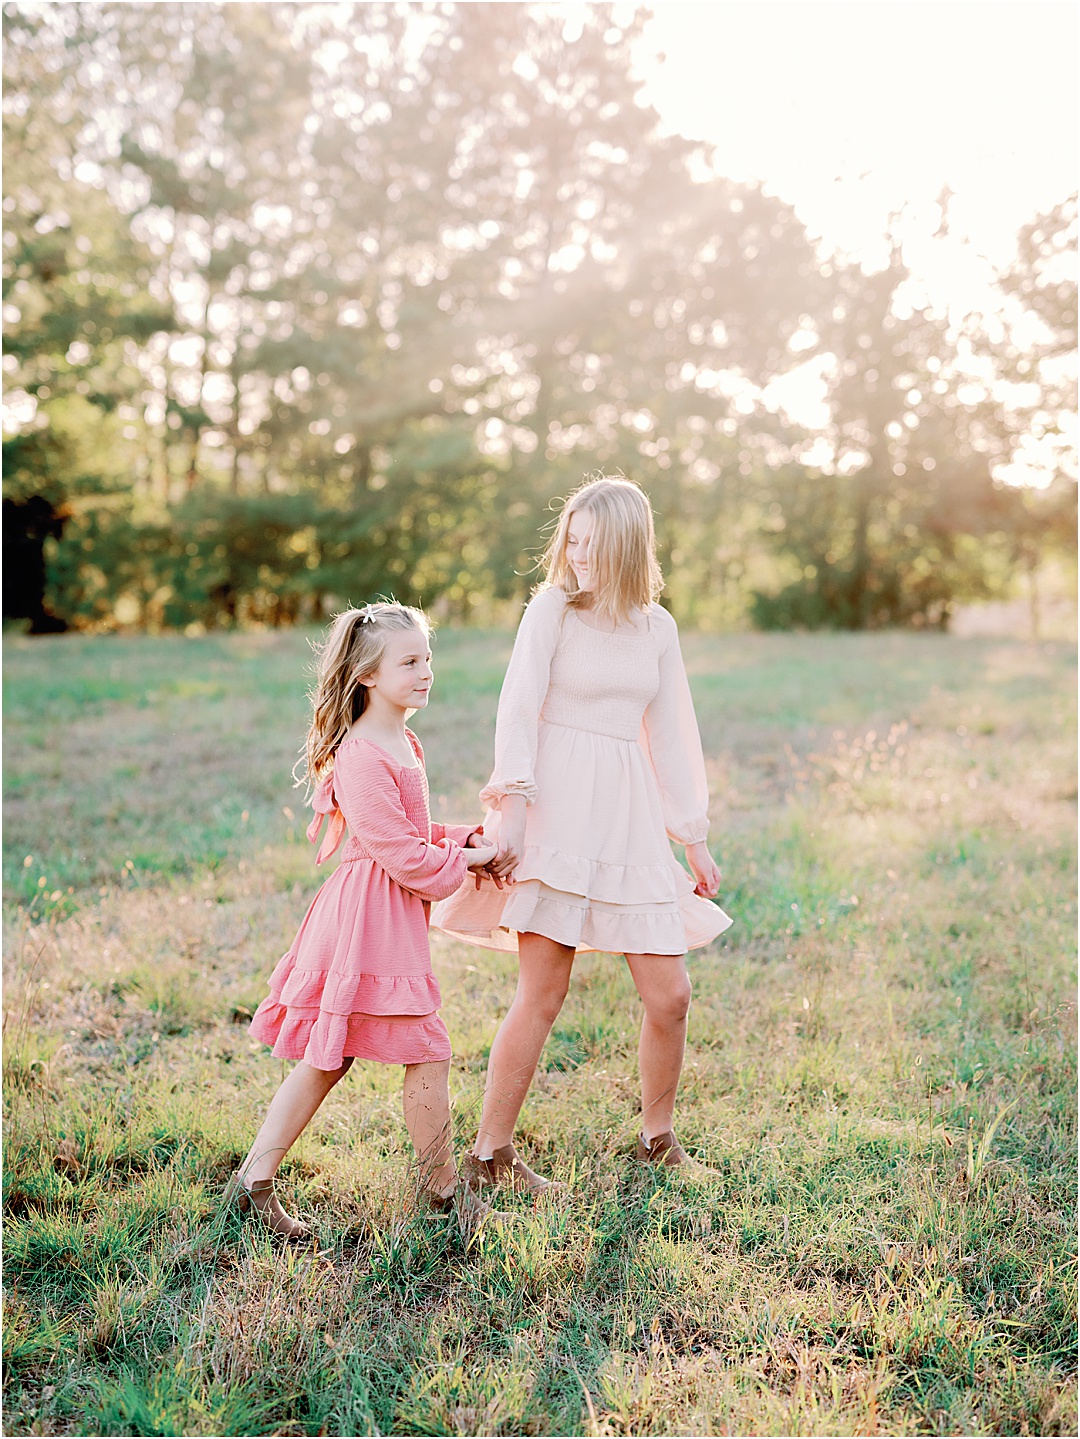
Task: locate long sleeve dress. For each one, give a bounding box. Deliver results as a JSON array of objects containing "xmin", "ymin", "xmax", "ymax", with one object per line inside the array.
[
  {"xmin": 431, "ymin": 587, "xmax": 732, "ymax": 956},
  {"xmin": 249, "ymin": 730, "xmax": 480, "ymax": 1068}
]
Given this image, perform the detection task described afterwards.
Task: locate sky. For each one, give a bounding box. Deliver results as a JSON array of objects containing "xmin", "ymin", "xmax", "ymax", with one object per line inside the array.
[
  {"xmin": 637, "ymin": 1, "xmax": 1076, "ymax": 300},
  {"xmin": 632, "ymin": 0, "xmax": 1077, "ymax": 457}
]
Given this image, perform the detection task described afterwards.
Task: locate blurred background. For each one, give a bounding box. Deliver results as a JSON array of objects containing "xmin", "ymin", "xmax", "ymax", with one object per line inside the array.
[{"xmin": 3, "ymin": 0, "xmax": 1076, "ymax": 637}]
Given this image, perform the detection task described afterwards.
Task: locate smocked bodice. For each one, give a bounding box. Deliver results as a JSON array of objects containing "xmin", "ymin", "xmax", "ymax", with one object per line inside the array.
[
  {"xmin": 339, "ymin": 762, "xmax": 431, "ymax": 864},
  {"xmin": 541, "ymin": 612, "xmax": 659, "ymax": 741}
]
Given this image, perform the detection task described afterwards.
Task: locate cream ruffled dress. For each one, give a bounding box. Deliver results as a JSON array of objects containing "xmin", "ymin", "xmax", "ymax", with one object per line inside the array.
[{"xmin": 432, "ymin": 587, "xmax": 732, "ymax": 955}]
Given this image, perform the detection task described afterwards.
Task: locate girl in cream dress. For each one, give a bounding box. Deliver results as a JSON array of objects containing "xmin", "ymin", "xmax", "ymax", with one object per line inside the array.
[{"xmin": 433, "ymin": 476, "xmax": 731, "ymax": 1191}]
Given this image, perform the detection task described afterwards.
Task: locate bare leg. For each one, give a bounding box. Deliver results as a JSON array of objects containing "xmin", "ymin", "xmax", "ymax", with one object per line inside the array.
[
  {"xmin": 403, "ymin": 1059, "xmax": 456, "ymax": 1197},
  {"xmin": 624, "ymin": 954, "xmax": 692, "ymax": 1140},
  {"xmin": 239, "ymin": 1057, "xmax": 354, "ymax": 1183},
  {"xmin": 474, "ymin": 932, "xmax": 575, "ymax": 1154}
]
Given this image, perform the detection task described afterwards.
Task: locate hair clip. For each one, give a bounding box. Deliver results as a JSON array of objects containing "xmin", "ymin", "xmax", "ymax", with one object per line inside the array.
[{"xmin": 359, "ymin": 604, "xmax": 376, "ymax": 625}]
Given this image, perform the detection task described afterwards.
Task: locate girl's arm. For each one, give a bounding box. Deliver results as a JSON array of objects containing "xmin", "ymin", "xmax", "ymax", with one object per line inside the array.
[
  {"xmin": 479, "ymin": 587, "xmax": 564, "ymax": 812},
  {"xmin": 640, "ymin": 607, "xmax": 713, "ymax": 847},
  {"xmin": 333, "ymin": 746, "xmax": 476, "ymax": 903},
  {"xmin": 641, "ymin": 613, "xmax": 720, "ymax": 897}
]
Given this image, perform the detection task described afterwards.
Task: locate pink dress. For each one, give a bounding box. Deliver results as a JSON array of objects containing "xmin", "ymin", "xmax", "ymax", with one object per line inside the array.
[
  {"xmin": 432, "ymin": 587, "xmax": 733, "ymax": 956},
  {"xmin": 248, "ymin": 730, "xmax": 479, "ymax": 1068}
]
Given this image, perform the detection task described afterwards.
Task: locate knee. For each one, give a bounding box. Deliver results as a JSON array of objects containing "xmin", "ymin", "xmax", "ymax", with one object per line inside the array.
[
  {"xmin": 320, "ymin": 1057, "xmax": 353, "ymax": 1085},
  {"xmin": 524, "ymin": 981, "xmax": 570, "ymax": 1029},
  {"xmin": 404, "ymin": 1058, "xmax": 450, "ymax": 1082},
  {"xmin": 645, "ymin": 979, "xmax": 692, "ymax": 1027}
]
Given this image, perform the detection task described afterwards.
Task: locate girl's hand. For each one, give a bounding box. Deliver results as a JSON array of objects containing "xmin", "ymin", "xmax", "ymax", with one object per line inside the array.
[
  {"xmin": 465, "ymin": 830, "xmax": 504, "ymax": 890},
  {"xmin": 685, "ymin": 841, "xmax": 721, "ymax": 899},
  {"xmin": 464, "ymin": 842, "xmax": 498, "ymax": 871},
  {"xmin": 490, "ymin": 794, "xmax": 527, "ymax": 880}
]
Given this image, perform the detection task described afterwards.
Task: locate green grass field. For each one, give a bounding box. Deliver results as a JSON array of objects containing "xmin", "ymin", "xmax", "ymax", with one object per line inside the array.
[{"xmin": 3, "ymin": 626, "xmax": 1076, "ymax": 1437}]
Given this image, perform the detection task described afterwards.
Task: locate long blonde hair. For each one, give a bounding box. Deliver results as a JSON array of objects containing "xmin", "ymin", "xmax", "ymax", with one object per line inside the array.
[
  {"xmin": 301, "ymin": 601, "xmax": 430, "ymax": 785},
  {"xmin": 541, "ymin": 474, "xmax": 664, "ymax": 624}
]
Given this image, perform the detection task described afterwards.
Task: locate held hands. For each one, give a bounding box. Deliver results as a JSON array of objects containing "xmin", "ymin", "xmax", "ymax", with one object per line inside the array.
[
  {"xmin": 464, "ymin": 839, "xmax": 498, "ymax": 870},
  {"xmin": 464, "ymin": 832, "xmax": 503, "ymax": 891},
  {"xmin": 463, "ymin": 797, "xmax": 524, "ymax": 886},
  {"xmin": 685, "ymin": 841, "xmax": 722, "ymax": 899}
]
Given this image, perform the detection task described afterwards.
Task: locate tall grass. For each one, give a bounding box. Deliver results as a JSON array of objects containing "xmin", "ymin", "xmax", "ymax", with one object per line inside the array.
[{"xmin": 3, "ymin": 627, "xmax": 1076, "ymax": 1436}]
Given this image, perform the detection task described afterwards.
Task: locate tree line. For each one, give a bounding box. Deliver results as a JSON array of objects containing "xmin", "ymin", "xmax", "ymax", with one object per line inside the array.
[{"xmin": 3, "ymin": 1, "xmax": 1076, "ymax": 633}]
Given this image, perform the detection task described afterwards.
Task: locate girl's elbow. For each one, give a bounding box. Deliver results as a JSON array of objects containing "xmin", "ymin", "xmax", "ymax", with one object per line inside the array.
[
  {"xmin": 407, "ymin": 870, "xmax": 465, "ymax": 904},
  {"xmin": 389, "ymin": 875, "xmax": 442, "ymax": 903},
  {"xmin": 390, "ymin": 850, "xmax": 466, "ymax": 901},
  {"xmin": 427, "ymin": 876, "xmax": 466, "ymax": 903}
]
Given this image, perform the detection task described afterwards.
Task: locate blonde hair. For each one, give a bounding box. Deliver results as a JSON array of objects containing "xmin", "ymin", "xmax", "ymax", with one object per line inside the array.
[
  {"xmin": 541, "ymin": 474, "xmax": 664, "ymax": 624},
  {"xmin": 301, "ymin": 601, "xmax": 430, "ymax": 785}
]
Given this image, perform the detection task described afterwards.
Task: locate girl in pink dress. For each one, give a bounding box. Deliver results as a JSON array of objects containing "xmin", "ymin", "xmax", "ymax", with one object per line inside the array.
[
  {"xmin": 232, "ymin": 602, "xmax": 499, "ymax": 1239},
  {"xmin": 433, "ymin": 476, "xmax": 732, "ymax": 1191}
]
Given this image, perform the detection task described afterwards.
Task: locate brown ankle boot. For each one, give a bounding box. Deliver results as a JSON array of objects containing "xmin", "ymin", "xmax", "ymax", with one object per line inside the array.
[
  {"xmin": 634, "ymin": 1131, "xmax": 719, "ymax": 1176},
  {"xmin": 420, "ymin": 1180, "xmax": 512, "ymax": 1241},
  {"xmin": 462, "ymin": 1143, "xmax": 563, "ymax": 1194}
]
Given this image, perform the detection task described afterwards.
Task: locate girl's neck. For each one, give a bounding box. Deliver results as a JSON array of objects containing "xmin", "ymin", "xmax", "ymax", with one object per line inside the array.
[
  {"xmin": 348, "ymin": 698, "xmax": 414, "ymax": 758},
  {"xmin": 573, "ymin": 595, "xmax": 649, "ymax": 634}
]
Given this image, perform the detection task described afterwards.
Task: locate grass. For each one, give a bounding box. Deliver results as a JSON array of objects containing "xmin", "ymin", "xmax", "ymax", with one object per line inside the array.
[{"xmin": 2, "ymin": 625, "xmax": 1076, "ymax": 1436}]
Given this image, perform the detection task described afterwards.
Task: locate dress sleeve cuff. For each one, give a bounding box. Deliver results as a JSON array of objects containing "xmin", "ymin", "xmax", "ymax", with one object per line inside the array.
[
  {"xmin": 479, "ymin": 780, "xmax": 537, "ymax": 809},
  {"xmin": 670, "ymin": 821, "xmax": 709, "ymax": 846}
]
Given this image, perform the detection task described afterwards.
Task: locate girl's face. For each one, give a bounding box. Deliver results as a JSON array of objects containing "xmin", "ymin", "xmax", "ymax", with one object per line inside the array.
[
  {"xmin": 565, "ymin": 507, "xmax": 596, "ymax": 591},
  {"xmin": 362, "ymin": 627, "xmax": 433, "ymax": 712}
]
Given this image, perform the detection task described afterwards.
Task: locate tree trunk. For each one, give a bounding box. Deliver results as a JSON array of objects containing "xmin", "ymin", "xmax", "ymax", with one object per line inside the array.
[
  {"xmin": 850, "ymin": 472, "xmax": 873, "ymax": 630},
  {"xmin": 1026, "ymin": 548, "xmax": 1040, "ymax": 640},
  {"xmin": 186, "ymin": 285, "xmax": 213, "ymax": 493},
  {"xmin": 353, "ymin": 444, "xmax": 372, "ymax": 497},
  {"xmin": 227, "ymin": 350, "xmax": 242, "ymax": 494}
]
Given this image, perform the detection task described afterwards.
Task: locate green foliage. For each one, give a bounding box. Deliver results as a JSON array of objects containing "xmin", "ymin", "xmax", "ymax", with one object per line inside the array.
[
  {"xmin": 3, "ymin": 393, "xmax": 145, "ymax": 507},
  {"xmin": 749, "ymin": 467, "xmax": 1016, "ymax": 631},
  {"xmin": 2, "ymin": 3, "xmax": 1075, "ymax": 635},
  {"xmin": 968, "ymin": 197, "xmax": 1077, "ymax": 576},
  {"xmin": 42, "ymin": 426, "xmax": 524, "ymax": 631},
  {"xmin": 47, "ymin": 491, "xmax": 331, "ymax": 631},
  {"xmin": 748, "ymin": 250, "xmax": 1039, "ymax": 629}
]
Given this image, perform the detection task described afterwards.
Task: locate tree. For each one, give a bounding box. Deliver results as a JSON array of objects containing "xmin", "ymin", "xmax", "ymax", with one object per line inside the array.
[
  {"xmin": 752, "ymin": 243, "xmax": 1015, "ymax": 629},
  {"xmin": 102, "ymin": 2, "xmax": 317, "ymax": 495},
  {"xmin": 969, "ymin": 196, "xmax": 1078, "ymax": 633},
  {"xmin": 15, "ymin": 0, "xmax": 1060, "ymax": 635},
  {"xmin": 2, "ymin": 2, "xmax": 172, "ymax": 628}
]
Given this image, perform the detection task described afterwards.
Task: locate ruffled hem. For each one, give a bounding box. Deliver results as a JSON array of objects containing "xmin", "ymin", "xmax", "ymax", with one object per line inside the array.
[
  {"xmin": 432, "ymin": 876, "xmax": 732, "ymax": 955},
  {"xmin": 514, "ymin": 844, "xmax": 686, "ymax": 904},
  {"xmin": 503, "ymin": 886, "xmax": 689, "ymax": 954},
  {"xmin": 265, "ymin": 948, "xmax": 442, "ymax": 1016},
  {"xmin": 249, "ymin": 1000, "xmax": 452, "ymax": 1068}
]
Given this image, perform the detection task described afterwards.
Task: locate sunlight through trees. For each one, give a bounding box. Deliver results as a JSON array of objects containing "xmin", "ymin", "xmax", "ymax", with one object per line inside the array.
[{"xmin": 3, "ymin": 3, "xmax": 1076, "ymax": 632}]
